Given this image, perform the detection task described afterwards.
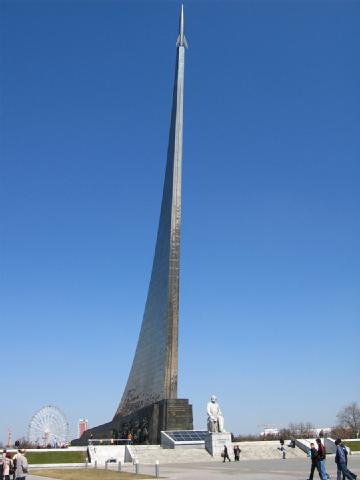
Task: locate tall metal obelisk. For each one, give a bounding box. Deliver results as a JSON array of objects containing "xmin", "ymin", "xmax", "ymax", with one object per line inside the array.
[
  {"xmin": 72, "ymin": 6, "xmax": 192, "ymax": 446},
  {"xmin": 114, "ymin": 5, "xmax": 188, "ymax": 418}
]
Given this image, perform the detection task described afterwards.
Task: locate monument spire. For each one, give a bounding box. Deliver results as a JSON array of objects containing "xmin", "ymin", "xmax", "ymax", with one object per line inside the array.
[
  {"xmin": 72, "ymin": 6, "xmax": 193, "ymax": 446},
  {"xmin": 114, "ymin": 4, "xmax": 188, "ymax": 418},
  {"xmin": 177, "ymin": 4, "xmax": 188, "ymax": 48}
]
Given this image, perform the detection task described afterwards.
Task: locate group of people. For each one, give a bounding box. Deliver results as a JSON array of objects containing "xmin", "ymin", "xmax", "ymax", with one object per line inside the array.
[
  {"xmin": 308, "ymin": 438, "xmax": 330, "ymax": 480},
  {"xmin": 221, "ymin": 436, "xmax": 358, "ymax": 480},
  {"xmin": 308, "ymin": 438, "xmax": 357, "ymax": 480},
  {"xmin": 222, "ymin": 445, "xmax": 241, "ymax": 462},
  {"xmin": 0, "ymin": 449, "xmax": 29, "ymax": 480}
]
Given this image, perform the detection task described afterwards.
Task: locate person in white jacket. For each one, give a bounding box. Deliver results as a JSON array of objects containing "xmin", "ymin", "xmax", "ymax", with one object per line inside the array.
[{"xmin": 15, "ymin": 450, "xmax": 28, "ymax": 480}]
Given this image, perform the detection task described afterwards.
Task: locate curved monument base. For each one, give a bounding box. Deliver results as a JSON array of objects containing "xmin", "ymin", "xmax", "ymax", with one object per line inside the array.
[{"xmin": 72, "ymin": 399, "xmax": 193, "ymax": 446}]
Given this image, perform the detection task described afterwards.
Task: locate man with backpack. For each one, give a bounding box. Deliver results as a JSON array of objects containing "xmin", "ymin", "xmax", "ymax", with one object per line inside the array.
[
  {"xmin": 14, "ymin": 450, "xmax": 28, "ymax": 480},
  {"xmin": 335, "ymin": 439, "xmax": 357, "ymax": 480}
]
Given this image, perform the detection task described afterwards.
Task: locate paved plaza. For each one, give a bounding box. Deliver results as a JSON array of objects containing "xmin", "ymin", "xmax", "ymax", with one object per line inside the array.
[
  {"xmin": 139, "ymin": 456, "xmax": 360, "ymax": 479},
  {"xmin": 28, "ymin": 455, "xmax": 360, "ymax": 480}
]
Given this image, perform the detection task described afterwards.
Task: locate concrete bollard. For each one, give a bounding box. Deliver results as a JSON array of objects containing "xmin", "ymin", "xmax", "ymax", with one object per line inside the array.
[
  {"xmin": 155, "ymin": 460, "xmax": 160, "ymax": 478},
  {"xmin": 117, "ymin": 461, "xmax": 122, "ymax": 472},
  {"xmin": 94, "ymin": 460, "xmax": 97, "ymax": 469},
  {"xmin": 105, "ymin": 460, "xmax": 108, "ymax": 470},
  {"xmin": 135, "ymin": 459, "xmax": 139, "ymax": 474},
  {"xmin": 85, "ymin": 460, "xmax": 88, "ymax": 469}
]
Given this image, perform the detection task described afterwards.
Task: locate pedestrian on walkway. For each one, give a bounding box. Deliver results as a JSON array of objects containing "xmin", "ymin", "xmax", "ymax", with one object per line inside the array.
[
  {"xmin": 15, "ymin": 450, "xmax": 28, "ymax": 480},
  {"xmin": 3, "ymin": 453, "xmax": 14, "ymax": 480},
  {"xmin": 316, "ymin": 438, "xmax": 330, "ymax": 480},
  {"xmin": 278, "ymin": 439, "xmax": 286, "ymax": 459},
  {"xmin": 335, "ymin": 439, "xmax": 357, "ymax": 480},
  {"xmin": 222, "ymin": 445, "xmax": 231, "ymax": 462},
  {"xmin": 12, "ymin": 451, "xmax": 18, "ymax": 480},
  {"xmin": 340, "ymin": 441, "xmax": 355, "ymax": 480},
  {"xmin": 307, "ymin": 442, "xmax": 321, "ymax": 480},
  {"xmin": 233, "ymin": 445, "xmax": 241, "ymax": 461}
]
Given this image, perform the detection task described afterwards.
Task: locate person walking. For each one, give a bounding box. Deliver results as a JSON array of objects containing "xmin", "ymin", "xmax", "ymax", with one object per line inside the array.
[
  {"xmin": 307, "ymin": 442, "xmax": 322, "ymax": 480},
  {"xmin": 340, "ymin": 441, "xmax": 356, "ymax": 480},
  {"xmin": 335, "ymin": 439, "xmax": 357, "ymax": 480},
  {"xmin": 316, "ymin": 438, "xmax": 330, "ymax": 480},
  {"xmin": 11, "ymin": 452, "xmax": 18, "ymax": 480},
  {"xmin": 15, "ymin": 450, "xmax": 28, "ymax": 480},
  {"xmin": 278, "ymin": 439, "xmax": 286, "ymax": 459},
  {"xmin": 222, "ymin": 445, "xmax": 231, "ymax": 462},
  {"xmin": 3, "ymin": 454, "xmax": 14, "ymax": 480},
  {"xmin": 0, "ymin": 449, "xmax": 8, "ymax": 479},
  {"xmin": 233, "ymin": 445, "xmax": 241, "ymax": 461}
]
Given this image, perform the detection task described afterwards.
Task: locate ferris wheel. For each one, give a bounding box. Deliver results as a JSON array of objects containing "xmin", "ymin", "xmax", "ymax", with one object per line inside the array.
[{"xmin": 28, "ymin": 405, "xmax": 69, "ymax": 447}]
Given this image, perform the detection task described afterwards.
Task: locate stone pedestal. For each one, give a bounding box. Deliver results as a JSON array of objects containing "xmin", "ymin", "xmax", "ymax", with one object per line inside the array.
[{"xmin": 205, "ymin": 432, "xmax": 232, "ymax": 458}]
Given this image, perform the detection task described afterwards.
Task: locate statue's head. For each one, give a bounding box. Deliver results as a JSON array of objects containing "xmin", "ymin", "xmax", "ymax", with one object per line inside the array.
[{"xmin": 210, "ymin": 395, "xmax": 217, "ymax": 403}]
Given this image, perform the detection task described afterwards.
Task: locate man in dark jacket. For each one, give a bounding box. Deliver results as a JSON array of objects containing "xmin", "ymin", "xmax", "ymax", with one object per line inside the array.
[
  {"xmin": 308, "ymin": 443, "xmax": 322, "ymax": 480},
  {"xmin": 335, "ymin": 439, "xmax": 357, "ymax": 480},
  {"xmin": 316, "ymin": 438, "xmax": 330, "ymax": 480},
  {"xmin": 222, "ymin": 445, "xmax": 231, "ymax": 462},
  {"xmin": 233, "ymin": 445, "xmax": 241, "ymax": 461}
]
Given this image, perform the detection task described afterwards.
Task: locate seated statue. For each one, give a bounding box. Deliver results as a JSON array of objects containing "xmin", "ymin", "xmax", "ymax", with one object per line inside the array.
[{"xmin": 207, "ymin": 395, "xmax": 225, "ymax": 433}]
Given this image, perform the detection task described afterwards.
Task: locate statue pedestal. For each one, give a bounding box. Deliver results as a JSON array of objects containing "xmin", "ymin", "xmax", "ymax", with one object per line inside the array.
[{"xmin": 205, "ymin": 432, "xmax": 232, "ymax": 458}]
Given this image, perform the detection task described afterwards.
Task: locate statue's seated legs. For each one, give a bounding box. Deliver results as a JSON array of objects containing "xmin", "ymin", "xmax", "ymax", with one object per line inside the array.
[
  {"xmin": 217, "ymin": 415, "xmax": 225, "ymax": 433},
  {"xmin": 207, "ymin": 419, "xmax": 218, "ymax": 433}
]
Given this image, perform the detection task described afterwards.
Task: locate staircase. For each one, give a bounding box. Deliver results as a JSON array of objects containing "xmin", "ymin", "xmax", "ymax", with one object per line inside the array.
[
  {"xmin": 90, "ymin": 440, "xmax": 306, "ymax": 465},
  {"xmin": 233, "ymin": 441, "xmax": 307, "ymax": 460},
  {"xmin": 126, "ymin": 445, "xmax": 215, "ymax": 464},
  {"xmin": 88, "ymin": 445, "xmax": 126, "ymax": 465}
]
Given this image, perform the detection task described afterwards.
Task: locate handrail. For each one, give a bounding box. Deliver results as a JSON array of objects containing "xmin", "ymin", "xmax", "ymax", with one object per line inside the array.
[{"xmin": 88, "ymin": 439, "xmax": 131, "ymax": 446}]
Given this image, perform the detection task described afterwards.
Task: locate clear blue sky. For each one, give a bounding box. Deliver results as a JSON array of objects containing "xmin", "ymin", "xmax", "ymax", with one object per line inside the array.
[{"xmin": 1, "ymin": 0, "xmax": 359, "ymax": 443}]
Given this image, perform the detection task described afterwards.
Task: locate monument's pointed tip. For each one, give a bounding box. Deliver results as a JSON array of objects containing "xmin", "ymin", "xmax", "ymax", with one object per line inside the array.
[
  {"xmin": 179, "ymin": 4, "xmax": 184, "ymax": 39},
  {"xmin": 177, "ymin": 3, "xmax": 188, "ymax": 48}
]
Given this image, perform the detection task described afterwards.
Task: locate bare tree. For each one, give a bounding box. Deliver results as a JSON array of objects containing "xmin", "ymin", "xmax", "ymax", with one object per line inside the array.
[
  {"xmin": 331, "ymin": 425, "xmax": 353, "ymax": 439},
  {"xmin": 287, "ymin": 422, "xmax": 315, "ymax": 438},
  {"xmin": 336, "ymin": 402, "xmax": 360, "ymax": 438}
]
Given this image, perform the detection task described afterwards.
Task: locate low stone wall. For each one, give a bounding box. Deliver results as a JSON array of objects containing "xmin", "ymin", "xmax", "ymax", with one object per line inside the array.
[
  {"xmin": 6, "ymin": 447, "xmax": 87, "ymax": 453},
  {"xmin": 29, "ymin": 463, "xmax": 87, "ymax": 468},
  {"xmin": 231, "ymin": 440, "xmax": 306, "ymax": 460}
]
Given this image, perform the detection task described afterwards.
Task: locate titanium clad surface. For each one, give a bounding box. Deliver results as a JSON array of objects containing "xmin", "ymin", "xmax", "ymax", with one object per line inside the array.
[{"xmin": 114, "ymin": 24, "xmax": 186, "ymax": 418}]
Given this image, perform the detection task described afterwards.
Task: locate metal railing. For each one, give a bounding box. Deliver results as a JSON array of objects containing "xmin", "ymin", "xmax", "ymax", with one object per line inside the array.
[{"xmin": 88, "ymin": 438, "xmax": 131, "ymax": 446}]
